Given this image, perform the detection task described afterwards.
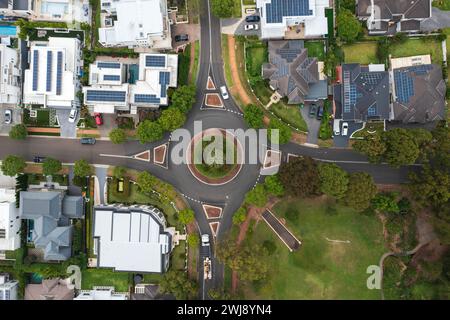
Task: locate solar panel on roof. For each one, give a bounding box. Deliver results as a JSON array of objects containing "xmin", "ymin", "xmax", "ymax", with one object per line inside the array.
[
  {"xmin": 394, "ymin": 70, "xmax": 414, "ymax": 104},
  {"xmin": 103, "ymin": 75, "xmax": 121, "ymax": 81},
  {"xmin": 266, "ymin": 0, "xmax": 313, "ymax": 24},
  {"xmin": 145, "ymin": 55, "xmax": 166, "ymax": 68},
  {"xmin": 159, "ymin": 72, "xmax": 170, "ymax": 98},
  {"xmin": 32, "ymin": 50, "xmax": 39, "ymax": 91},
  {"xmin": 86, "ymin": 90, "xmax": 127, "ymax": 102},
  {"xmin": 56, "ymin": 51, "xmax": 63, "ymax": 95},
  {"xmin": 46, "ymin": 51, "xmax": 52, "ymax": 92},
  {"xmin": 134, "ymin": 94, "xmax": 161, "ymax": 104},
  {"xmin": 367, "ymin": 105, "xmax": 377, "ymax": 116},
  {"xmin": 97, "ymin": 62, "xmax": 121, "ymax": 69}
]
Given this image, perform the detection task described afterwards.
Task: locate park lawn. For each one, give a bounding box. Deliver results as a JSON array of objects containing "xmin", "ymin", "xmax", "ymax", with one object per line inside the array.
[
  {"xmin": 241, "ymin": 197, "xmax": 387, "ymax": 300},
  {"xmin": 343, "ymin": 42, "xmax": 378, "ymax": 65},
  {"xmin": 81, "ymin": 268, "xmax": 131, "ymax": 292},
  {"xmin": 304, "ymin": 41, "xmax": 325, "ymax": 60},
  {"xmin": 389, "ymin": 38, "xmax": 443, "ymax": 65},
  {"xmin": 270, "ymin": 103, "xmax": 308, "ymax": 132}
]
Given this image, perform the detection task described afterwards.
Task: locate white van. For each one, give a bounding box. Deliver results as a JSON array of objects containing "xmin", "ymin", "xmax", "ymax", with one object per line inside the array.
[
  {"xmin": 333, "ymin": 119, "xmax": 340, "ymax": 136},
  {"xmin": 220, "ymin": 86, "xmax": 229, "ymax": 100}
]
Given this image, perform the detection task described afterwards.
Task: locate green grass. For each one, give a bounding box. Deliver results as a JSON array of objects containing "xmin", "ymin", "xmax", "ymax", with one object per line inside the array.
[
  {"xmin": 241, "ymin": 197, "xmax": 387, "ymax": 299},
  {"xmin": 190, "ymin": 41, "xmax": 200, "ymax": 85},
  {"xmin": 178, "ymin": 43, "xmax": 191, "ymax": 86},
  {"xmin": 304, "ymin": 41, "xmax": 326, "ymax": 60},
  {"xmin": 343, "ymin": 42, "xmax": 378, "ymax": 65},
  {"xmin": 389, "ymin": 38, "xmax": 443, "ymax": 65},
  {"xmin": 243, "ymin": 0, "xmax": 255, "ymax": 5},
  {"xmin": 245, "ymin": 43, "xmax": 267, "ymax": 80},
  {"xmin": 433, "ymin": 0, "xmax": 450, "ymax": 10},
  {"xmin": 352, "ymin": 121, "xmax": 385, "ymax": 139},
  {"xmin": 270, "ymin": 103, "xmax": 308, "ymax": 132},
  {"xmin": 222, "ymin": 34, "xmax": 234, "ymax": 88},
  {"xmin": 171, "ymin": 242, "xmax": 187, "ymax": 271},
  {"xmin": 81, "ymin": 268, "xmax": 131, "ymax": 292},
  {"xmin": 233, "ymin": 0, "xmax": 242, "ymax": 17}
]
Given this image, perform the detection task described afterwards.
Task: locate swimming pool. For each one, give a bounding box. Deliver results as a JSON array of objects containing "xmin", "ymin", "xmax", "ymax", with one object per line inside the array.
[{"xmin": 0, "ymin": 25, "xmax": 17, "ymax": 37}]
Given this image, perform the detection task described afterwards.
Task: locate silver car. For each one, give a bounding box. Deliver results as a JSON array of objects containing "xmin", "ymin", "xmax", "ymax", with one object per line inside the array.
[{"xmin": 4, "ymin": 109, "xmax": 12, "ymax": 124}]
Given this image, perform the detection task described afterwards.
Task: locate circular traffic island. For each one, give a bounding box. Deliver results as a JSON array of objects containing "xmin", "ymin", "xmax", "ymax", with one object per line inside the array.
[{"xmin": 186, "ymin": 128, "xmax": 243, "ymax": 186}]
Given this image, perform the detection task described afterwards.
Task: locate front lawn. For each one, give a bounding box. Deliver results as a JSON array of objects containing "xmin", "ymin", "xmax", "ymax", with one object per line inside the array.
[
  {"xmin": 304, "ymin": 41, "xmax": 325, "ymax": 61},
  {"xmin": 389, "ymin": 38, "xmax": 443, "ymax": 65},
  {"xmin": 343, "ymin": 42, "xmax": 378, "ymax": 65},
  {"xmin": 81, "ymin": 268, "xmax": 132, "ymax": 292},
  {"xmin": 433, "ymin": 0, "xmax": 450, "ymax": 10},
  {"xmin": 270, "ymin": 103, "xmax": 308, "ymax": 132},
  {"xmin": 241, "ymin": 197, "xmax": 387, "ymax": 299}
]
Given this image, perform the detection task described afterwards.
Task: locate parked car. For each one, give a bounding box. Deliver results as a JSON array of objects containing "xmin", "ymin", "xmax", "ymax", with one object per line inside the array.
[
  {"xmin": 342, "ymin": 122, "xmax": 349, "ymax": 136},
  {"xmin": 245, "ymin": 15, "xmax": 260, "ymax": 23},
  {"xmin": 316, "ymin": 105, "xmax": 324, "ymax": 121},
  {"xmin": 220, "ymin": 86, "xmax": 229, "ymax": 100},
  {"xmin": 309, "ymin": 104, "xmax": 317, "ymax": 118},
  {"xmin": 33, "ymin": 156, "xmax": 46, "ymax": 163},
  {"xmin": 94, "ymin": 113, "xmax": 103, "ymax": 126},
  {"xmin": 68, "ymin": 108, "xmax": 78, "ymax": 123},
  {"xmin": 80, "ymin": 137, "xmax": 96, "ymax": 145},
  {"xmin": 244, "ymin": 24, "xmax": 259, "ymax": 31},
  {"xmin": 174, "ymin": 34, "xmax": 189, "ymax": 42},
  {"xmin": 4, "ymin": 109, "xmax": 12, "ymax": 124},
  {"xmin": 333, "ymin": 119, "xmax": 341, "ymax": 136}
]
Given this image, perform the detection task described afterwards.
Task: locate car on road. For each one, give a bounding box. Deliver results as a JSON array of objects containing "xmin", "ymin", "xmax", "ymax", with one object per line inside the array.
[
  {"xmin": 309, "ymin": 104, "xmax": 317, "ymax": 118},
  {"xmin": 4, "ymin": 109, "xmax": 12, "ymax": 124},
  {"xmin": 316, "ymin": 105, "xmax": 324, "ymax": 121},
  {"xmin": 342, "ymin": 122, "xmax": 349, "ymax": 136},
  {"xmin": 94, "ymin": 113, "xmax": 103, "ymax": 126},
  {"xmin": 68, "ymin": 108, "xmax": 78, "ymax": 123},
  {"xmin": 244, "ymin": 24, "xmax": 259, "ymax": 31},
  {"xmin": 33, "ymin": 156, "xmax": 46, "ymax": 163},
  {"xmin": 80, "ymin": 137, "xmax": 96, "ymax": 145},
  {"xmin": 174, "ymin": 34, "xmax": 189, "ymax": 42},
  {"xmin": 220, "ymin": 86, "xmax": 229, "ymax": 100},
  {"xmin": 245, "ymin": 15, "xmax": 260, "ymax": 23}
]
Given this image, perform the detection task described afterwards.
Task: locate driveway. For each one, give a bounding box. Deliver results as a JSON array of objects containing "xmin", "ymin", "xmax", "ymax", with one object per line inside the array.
[
  {"xmin": 333, "ymin": 121, "xmax": 363, "ymax": 148},
  {"xmin": 171, "ymin": 23, "xmax": 201, "ymax": 49},
  {"xmin": 0, "ymin": 105, "xmax": 22, "ymax": 135},
  {"xmin": 422, "ymin": 8, "xmax": 450, "ymax": 31},
  {"xmin": 300, "ymin": 102, "xmax": 322, "ymax": 145},
  {"xmin": 55, "ymin": 108, "xmax": 78, "ymax": 138},
  {"xmin": 98, "ymin": 114, "xmax": 117, "ymax": 138},
  {"xmin": 94, "ymin": 166, "xmax": 108, "ymax": 204},
  {"xmin": 222, "ymin": 18, "xmax": 261, "ymax": 37}
]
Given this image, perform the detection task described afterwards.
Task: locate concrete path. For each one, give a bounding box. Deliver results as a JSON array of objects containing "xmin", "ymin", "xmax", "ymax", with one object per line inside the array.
[{"xmin": 94, "ymin": 165, "xmax": 108, "ymax": 205}]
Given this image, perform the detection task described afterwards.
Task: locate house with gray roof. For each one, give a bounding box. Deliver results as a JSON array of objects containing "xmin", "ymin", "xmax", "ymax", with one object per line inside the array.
[
  {"xmin": 392, "ymin": 64, "xmax": 446, "ymax": 123},
  {"xmin": 333, "ymin": 63, "xmax": 390, "ymax": 123},
  {"xmin": 19, "ymin": 191, "xmax": 84, "ymax": 261},
  {"xmin": 356, "ymin": 0, "xmax": 432, "ymax": 35},
  {"xmin": 262, "ymin": 40, "xmax": 328, "ymax": 105}
]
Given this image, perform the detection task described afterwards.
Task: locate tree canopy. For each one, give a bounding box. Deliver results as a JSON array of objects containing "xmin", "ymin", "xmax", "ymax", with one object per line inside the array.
[
  {"xmin": 232, "ymin": 207, "xmax": 247, "ymax": 225},
  {"xmin": 187, "ymin": 233, "xmax": 200, "ymax": 247},
  {"xmin": 171, "ymin": 85, "xmax": 196, "ymax": 113},
  {"xmin": 9, "ymin": 124, "xmax": 28, "ymax": 140},
  {"xmin": 278, "ymin": 156, "xmax": 321, "ymax": 198},
  {"xmin": 268, "ymin": 118, "xmax": 291, "ymax": 145},
  {"xmin": 73, "ymin": 159, "xmax": 91, "ymax": 177},
  {"xmin": 243, "ymin": 104, "xmax": 264, "ymax": 129},
  {"xmin": 318, "ymin": 163, "xmax": 349, "ymax": 199},
  {"xmin": 382, "ymin": 128, "xmax": 420, "ymax": 167},
  {"xmin": 109, "ymin": 128, "xmax": 127, "ymax": 144},
  {"xmin": 178, "ymin": 209, "xmax": 195, "ymax": 225},
  {"xmin": 337, "ymin": 9, "xmax": 362, "ymax": 43},
  {"xmin": 158, "ymin": 108, "xmax": 186, "ymax": 132},
  {"xmin": 344, "ymin": 172, "xmax": 378, "ymax": 211},
  {"xmin": 136, "ymin": 120, "xmax": 163, "ymax": 144},
  {"xmin": 353, "ymin": 132, "xmax": 386, "ymax": 163},
  {"xmin": 136, "ymin": 171, "xmax": 157, "ymax": 193},
  {"xmin": 264, "ymin": 174, "xmax": 285, "ymax": 197},
  {"xmin": 244, "ymin": 184, "xmax": 268, "ymax": 207},
  {"xmin": 0, "ymin": 155, "xmax": 26, "ymax": 177},
  {"xmin": 42, "ymin": 157, "xmax": 62, "ymax": 176},
  {"xmin": 159, "ymin": 270, "xmax": 198, "ymax": 300},
  {"xmin": 113, "ymin": 166, "xmax": 126, "ymax": 179}
]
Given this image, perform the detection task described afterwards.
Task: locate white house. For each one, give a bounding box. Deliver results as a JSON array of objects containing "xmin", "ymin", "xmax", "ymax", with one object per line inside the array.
[
  {"xmin": 0, "ymin": 188, "xmax": 21, "ymax": 254},
  {"xmin": 0, "ymin": 273, "xmax": 18, "ymax": 300},
  {"xmin": 23, "ymin": 37, "xmax": 81, "ymax": 109},
  {"xmin": 256, "ymin": 0, "xmax": 330, "ymax": 39},
  {"xmin": 0, "ymin": 44, "xmax": 21, "ymax": 105},
  {"xmin": 98, "ymin": 0, "xmax": 172, "ymax": 49},
  {"xmin": 83, "ymin": 53, "xmax": 178, "ymax": 114},
  {"xmin": 74, "ymin": 286, "xmax": 128, "ymax": 300},
  {"xmin": 93, "ymin": 204, "xmax": 174, "ymax": 273}
]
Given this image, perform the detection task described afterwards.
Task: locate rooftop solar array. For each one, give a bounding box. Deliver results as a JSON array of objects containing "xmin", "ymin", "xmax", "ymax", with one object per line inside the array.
[
  {"xmin": 266, "ymin": 0, "xmax": 313, "ymax": 24},
  {"xmin": 394, "ymin": 70, "xmax": 414, "ymax": 104},
  {"xmin": 343, "ymin": 71, "xmax": 357, "ymax": 113},
  {"xmin": 409, "ymin": 64, "xmax": 433, "ymax": 75},
  {"xmin": 360, "ymin": 73, "xmax": 383, "ymax": 85},
  {"xmin": 103, "ymin": 74, "xmax": 121, "ymax": 81},
  {"xmin": 97, "ymin": 62, "xmax": 121, "ymax": 69},
  {"xmin": 56, "ymin": 51, "xmax": 63, "ymax": 96},
  {"xmin": 145, "ymin": 55, "xmax": 166, "ymax": 68},
  {"xmin": 86, "ymin": 90, "xmax": 127, "ymax": 102},
  {"xmin": 367, "ymin": 105, "xmax": 377, "ymax": 117},
  {"xmin": 32, "ymin": 50, "xmax": 39, "ymax": 91},
  {"xmin": 46, "ymin": 51, "xmax": 52, "ymax": 92},
  {"xmin": 134, "ymin": 94, "xmax": 161, "ymax": 104},
  {"xmin": 159, "ymin": 71, "xmax": 170, "ymax": 98}
]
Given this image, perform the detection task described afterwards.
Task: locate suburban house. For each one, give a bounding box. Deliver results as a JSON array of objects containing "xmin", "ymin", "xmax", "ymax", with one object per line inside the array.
[
  {"xmin": 262, "ymin": 40, "xmax": 328, "ymax": 104},
  {"xmin": 333, "ymin": 63, "xmax": 390, "ymax": 123},
  {"xmin": 0, "ymin": 0, "xmax": 33, "ymax": 18},
  {"xmin": 356, "ymin": 0, "xmax": 432, "ymax": 35},
  {"xmin": 83, "ymin": 54, "xmax": 178, "ymax": 115},
  {"xmin": 256, "ymin": 0, "xmax": 330, "ymax": 39},
  {"xmin": 74, "ymin": 286, "xmax": 128, "ymax": 300},
  {"xmin": 98, "ymin": 0, "xmax": 172, "ymax": 49},
  {"xmin": 0, "ymin": 44, "xmax": 21, "ymax": 106},
  {"xmin": 92, "ymin": 204, "xmax": 175, "ymax": 273},
  {"xmin": 19, "ymin": 190, "xmax": 84, "ymax": 261},
  {"xmin": 0, "ymin": 188, "xmax": 21, "ymax": 255},
  {"xmin": 24, "ymin": 278, "xmax": 74, "ymax": 300},
  {"xmin": 0, "ymin": 273, "xmax": 18, "ymax": 300},
  {"xmin": 23, "ymin": 37, "xmax": 82, "ymax": 110},
  {"xmin": 390, "ymin": 56, "xmax": 446, "ymax": 123}
]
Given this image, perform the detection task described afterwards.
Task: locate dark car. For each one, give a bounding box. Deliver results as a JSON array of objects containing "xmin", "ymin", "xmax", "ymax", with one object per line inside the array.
[
  {"xmin": 316, "ymin": 105, "xmax": 324, "ymax": 120},
  {"xmin": 174, "ymin": 34, "xmax": 189, "ymax": 42},
  {"xmin": 245, "ymin": 15, "xmax": 260, "ymax": 23},
  {"xmin": 34, "ymin": 156, "xmax": 46, "ymax": 163},
  {"xmin": 80, "ymin": 137, "xmax": 96, "ymax": 145},
  {"xmin": 309, "ymin": 104, "xmax": 317, "ymax": 118}
]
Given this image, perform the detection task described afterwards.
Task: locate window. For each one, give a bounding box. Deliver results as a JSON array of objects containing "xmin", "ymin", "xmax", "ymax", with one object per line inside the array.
[{"xmin": 0, "ymin": 229, "xmax": 6, "ymax": 239}]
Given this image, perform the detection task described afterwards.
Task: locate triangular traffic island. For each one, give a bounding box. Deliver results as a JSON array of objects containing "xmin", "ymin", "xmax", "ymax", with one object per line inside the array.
[
  {"xmin": 153, "ymin": 143, "xmax": 169, "ymax": 168},
  {"xmin": 263, "ymin": 150, "xmax": 282, "ymax": 169},
  {"xmin": 206, "ymin": 76, "xmax": 216, "ymax": 90},
  {"xmin": 202, "ymin": 204, "xmax": 223, "ymax": 219},
  {"xmin": 209, "ymin": 222, "xmax": 220, "ymax": 238},
  {"xmin": 204, "ymin": 93, "xmax": 224, "ymax": 108},
  {"xmin": 133, "ymin": 150, "xmax": 151, "ymax": 162}
]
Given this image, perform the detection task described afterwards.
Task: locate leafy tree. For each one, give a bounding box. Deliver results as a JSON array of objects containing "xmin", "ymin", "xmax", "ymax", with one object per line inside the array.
[
  {"xmin": 371, "ymin": 192, "xmax": 400, "ymax": 214},
  {"xmin": 264, "ymin": 174, "xmax": 285, "ymax": 197},
  {"xmin": 232, "ymin": 207, "xmax": 247, "ymax": 225},
  {"xmin": 382, "ymin": 128, "xmax": 420, "ymax": 167},
  {"xmin": 171, "ymin": 85, "xmax": 196, "ymax": 113},
  {"xmin": 1, "ymin": 155, "xmax": 26, "ymax": 176},
  {"xmin": 244, "ymin": 184, "xmax": 268, "ymax": 207},
  {"xmin": 268, "ymin": 118, "xmax": 291, "ymax": 145},
  {"xmin": 136, "ymin": 171, "xmax": 157, "ymax": 193},
  {"xmin": 9, "ymin": 124, "xmax": 28, "ymax": 140},
  {"xmin": 73, "ymin": 159, "xmax": 91, "ymax": 177},
  {"xmin": 210, "ymin": 0, "xmax": 234, "ymax": 18},
  {"xmin": 42, "ymin": 157, "xmax": 62, "ymax": 176},
  {"xmin": 410, "ymin": 128, "xmax": 433, "ymax": 149},
  {"xmin": 159, "ymin": 270, "xmax": 198, "ymax": 300},
  {"xmin": 109, "ymin": 128, "xmax": 127, "ymax": 144},
  {"xmin": 353, "ymin": 132, "xmax": 386, "ymax": 163},
  {"xmin": 409, "ymin": 166, "xmax": 449, "ymax": 209},
  {"xmin": 208, "ymin": 288, "xmax": 231, "ymax": 300},
  {"xmin": 318, "ymin": 163, "xmax": 349, "ymax": 199},
  {"xmin": 178, "ymin": 209, "xmax": 195, "ymax": 225},
  {"xmin": 243, "ymin": 104, "xmax": 264, "ymax": 129},
  {"xmin": 136, "ymin": 120, "xmax": 163, "ymax": 144},
  {"xmin": 158, "ymin": 108, "xmax": 186, "ymax": 132},
  {"xmin": 344, "ymin": 172, "xmax": 378, "ymax": 211},
  {"xmin": 113, "ymin": 166, "xmax": 126, "ymax": 179},
  {"xmin": 337, "ymin": 9, "xmax": 362, "ymax": 43},
  {"xmin": 278, "ymin": 156, "xmax": 321, "ymax": 198},
  {"xmin": 262, "ymin": 240, "xmax": 277, "ymax": 256},
  {"xmin": 187, "ymin": 233, "xmax": 200, "ymax": 247}
]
